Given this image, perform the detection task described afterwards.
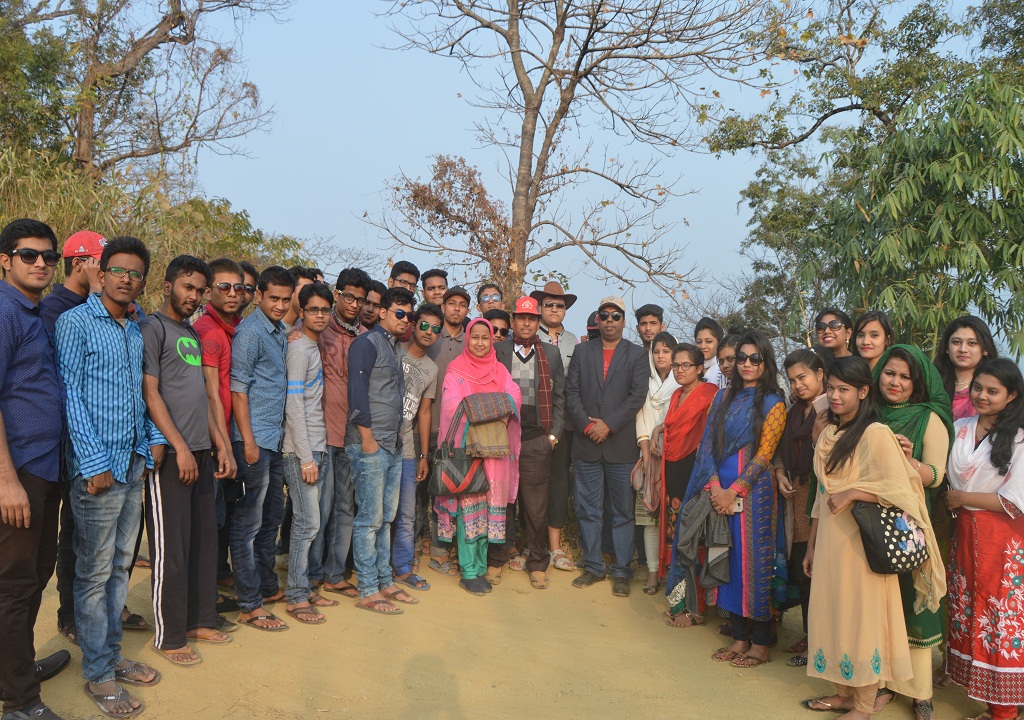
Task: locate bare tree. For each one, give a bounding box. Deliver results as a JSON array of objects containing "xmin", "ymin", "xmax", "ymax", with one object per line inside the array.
[{"xmin": 373, "ymin": 0, "xmax": 795, "ymax": 299}]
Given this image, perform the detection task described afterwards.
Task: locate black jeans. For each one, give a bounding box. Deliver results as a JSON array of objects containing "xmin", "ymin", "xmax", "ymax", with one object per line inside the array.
[
  {"xmin": 730, "ymin": 612, "xmax": 772, "ymax": 646},
  {"xmin": 789, "ymin": 540, "xmax": 811, "ymax": 633},
  {"xmin": 0, "ymin": 470, "xmax": 60, "ymax": 713},
  {"xmin": 55, "ymin": 476, "xmax": 77, "ymax": 630}
]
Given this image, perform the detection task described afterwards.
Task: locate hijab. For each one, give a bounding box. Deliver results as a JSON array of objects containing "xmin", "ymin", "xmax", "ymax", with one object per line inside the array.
[
  {"xmin": 873, "ymin": 344, "xmax": 954, "ymax": 460},
  {"xmin": 447, "ymin": 318, "xmax": 502, "ymax": 391}
]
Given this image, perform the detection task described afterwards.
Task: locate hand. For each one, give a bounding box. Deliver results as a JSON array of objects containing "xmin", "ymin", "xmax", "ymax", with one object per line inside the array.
[
  {"xmin": 83, "ymin": 257, "xmax": 104, "ymax": 294},
  {"xmin": 416, "ymin": 457, "xmax": 429, "ymax": 482},
  {"xmin": 777, "ymin": 471, "xmax": 795, "ymax": 499},
  {"xmin": 0, "ymin": 476, "xmax": 30, "ymax": 528},
  {"xmin": 811, "ymin": 409, "xmax": 830, "ymax": 444},
  {"xmin": 639, "ymin": 441, "xmax": 651, "ymax": 469},
  {"xmin": 946, "ymin": 489, "xmax": 966, "ymax": 511},
  {"xmin": 802, "ymin": 547, "xmax": 814, "ymax": 578},
  {"xmin": 710, "ymin": 486, "xmax": 738, "ymax": 515},
  {"xmin": 301, "ymin": 461, "xmax": 318, "ymax": 485},
  {"xmin": 177, "ymin": 448, "xmax": 199, "ymax": 485},
  {"xmin": 243, "ymin": 440, "xmax": 260, "ymax": 466},
  {"xmin": 650, "ymin": 425, "xmax": 664, "ymax": 455},
  {"xmin": 87, "ymin": 471, "xmax": 114, "ymax": 495},
  {"xmin": 827, "ymin": 489, "xmax": 856, "ymax": 515},
  {"xmin": 151, "ymin": 444, "xmax": 166, "ymax": 470},
  {"xmin": 213, "ymin": 447, "xmax": 232, "ymax": 480},
  {"xmin": 895, "ymin": 434, "xmax": 914, "ymax": 460},
  {"xmin": 287, "ymin": 328, "xmax": 302, "ymax": 343},
  {"xmin": 362, "ymin": 437, "xmax": 380, "ymax": 455},
  {"xmin": 587, "ymin": 419, "xmax": 611, "ymax": 443},
  {"xmin": 227, "ymin": 452, "xmax": 238, "ymax": 480}
]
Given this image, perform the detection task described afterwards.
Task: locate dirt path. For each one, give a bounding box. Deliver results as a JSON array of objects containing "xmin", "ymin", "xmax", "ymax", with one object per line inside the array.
[{"xmin": 37, "ymin": 559, "xmax": 978, "ymax": 719}]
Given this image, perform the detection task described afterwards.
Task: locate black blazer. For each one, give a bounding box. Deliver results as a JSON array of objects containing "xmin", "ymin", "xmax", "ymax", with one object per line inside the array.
[
  {"xmin": 565, "ymin": 337, "xmax": 649, "ymax": 464},
  {"xmin": 494, "ymin": 339, "xmax": 565, "ymax": 438}
]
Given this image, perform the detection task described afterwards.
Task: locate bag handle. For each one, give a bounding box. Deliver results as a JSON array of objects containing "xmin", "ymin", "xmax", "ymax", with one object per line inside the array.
[{"xmin": 441, "ymin": 400, "xmax": 467, "ymax": 449}]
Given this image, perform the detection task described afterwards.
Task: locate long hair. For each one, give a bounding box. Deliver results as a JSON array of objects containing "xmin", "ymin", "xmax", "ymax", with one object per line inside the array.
[
  {"xmin": 711, "ymin": 329, "xmax": 782, "ymax": 461},
  {"xmin": 935, "ymin": 315, "xmax": 999, "ymax": 400},
  {"xmin": 824, "ymin": 356, "xmax": 878, "ymax": 474},
  {"xmin": 783, "ymin": 348, "xmax": 825, "ymax": 405},
  {"xmin": 973, "ymin": 358, "xmax": 1024, "ymax": 475},
  {"xmin": 852, "ymin": 310, "xmax": 894, "ymax": 357}
]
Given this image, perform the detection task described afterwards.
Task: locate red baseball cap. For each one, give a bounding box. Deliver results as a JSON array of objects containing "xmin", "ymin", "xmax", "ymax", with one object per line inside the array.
[
  {"xmin": 62, "ymin": 230, "xmax": 106, "ymax": 259},
  {"xmin": 512, "ymin": 296, "xmax": 541, "ymax": 316}
]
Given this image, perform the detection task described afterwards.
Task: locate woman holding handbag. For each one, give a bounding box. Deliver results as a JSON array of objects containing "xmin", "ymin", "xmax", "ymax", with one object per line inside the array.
[
  {"xmin": 801, "ymin": 357, "xmax": 944, "ymax": 718},
  {"xmin": 434, "ymin": 318, "xmax": 522, "ymax": 596}
]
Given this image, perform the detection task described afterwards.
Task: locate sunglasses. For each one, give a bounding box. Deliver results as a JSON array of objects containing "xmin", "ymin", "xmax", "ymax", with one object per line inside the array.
[
  {"xmin": 598, "ymin": 311, "xmax": 622, "ymax": 321},
  {"xmin": 215, "ymin": 282, "xmax": 244, "ymax": 294},
  {"xmin": 542, "ymin": 301, "xmax": 566, "ymax": 310},
  {"xmin": 418, "ymin": 320, "xmax": 442, "ymax": 334},
  {"xmin": 671, "ymin": 362, "xmax": 697, "ymax": 371},
  {"xmin": 303, "ymin": 306, "xmax": 332, "ymax": 316},
  {"xmin": 815, "ymin": 320, "xmax": 847, "ymax": 332},
  {"xmin": 338, "ymin": 290, "xmax": 367, "ymax": 307},
  {"xmin": 736, "ymin": 351, "xmax": 764, "ymax": 366},
  {"xmin": 9, "ymin": 248, "xmax": 61, "ymax": 266},
  {"xmin": 243, "ymin": 284, "xmax": 256, "ymax": 294},
  {"xmin": 479, "ymin": 293, "xmax": 502, "ymax": 303},
  {"xmin": 387, "ymin": 308, "xmax": 410, "ymax": 319},
  {"xmin": 107, "ymin": 266, "xmax": 145, "ymax": 282},
  {"xmin": 493, "ymin": 327, "xmax": 510, "ymax": 338}
]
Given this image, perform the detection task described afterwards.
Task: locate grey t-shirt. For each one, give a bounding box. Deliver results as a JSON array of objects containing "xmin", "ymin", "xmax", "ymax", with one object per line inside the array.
[
  {"xmin": 400, "ymin": 348, "xmax": 438, "ymax": 460},
  {"xmin": 141, "ymin": 312, "xmax": 211, "ymax": 451},
  {"xmin": 283, "ymin": 334, "xmax": 326, "ymax": 460}
]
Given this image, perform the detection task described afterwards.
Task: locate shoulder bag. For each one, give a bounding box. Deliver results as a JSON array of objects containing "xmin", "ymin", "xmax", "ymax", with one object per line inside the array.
[
  {"xmin": 851, "ymin": 501, "xmax": 929, "ymax": 574},
  {"xmin": 429, "ymin": 401, "xmax": 490, "ymax": 497}
]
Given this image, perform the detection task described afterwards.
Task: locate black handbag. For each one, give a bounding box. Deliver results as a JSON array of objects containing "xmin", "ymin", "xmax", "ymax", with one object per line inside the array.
[
  {"xmin": 851, "ymin": 501, "xmax": 929, "ymax": 574},
  {"xmin": 429, "ymin": 402, "xmax": 490, "ymax": 497}
]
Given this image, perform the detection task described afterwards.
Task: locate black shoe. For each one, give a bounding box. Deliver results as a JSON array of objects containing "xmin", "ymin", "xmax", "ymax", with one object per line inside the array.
[
  {"xmin": 459, "ymin": 577, "xmax": 489, "ymax": 596},
  {"xmin": 611, "ymin": 577, "xmax": 631, "ymax": 597},
  {"xmin": 572, "ymin": 570, "xmax": 606, "ymax": 588},
  {"xmin": 215, "ymin": 614, "xmax": 238, "ymax": 633},
  {"xmin": 215, "ymin": 594, "xmax": 239, "ymax": 613},
  {"xmin": 1, "ymin": 702, "xmax": 64, "ymax": 720},
  {"xmin": 34, "ymin": 650, "xmax": 71, "ymax": 683}
]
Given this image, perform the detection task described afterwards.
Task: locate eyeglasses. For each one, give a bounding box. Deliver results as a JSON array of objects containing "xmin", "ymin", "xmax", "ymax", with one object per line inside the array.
[
  {"xmin": 418, "ymin": 321, "xmax": 442, "ymax": 334},
  {"xmin": 243, "ymin": 284, "xmax": 256, "ymax": 294},
  {"xmin": 215, "ymin": 282, "xmax": 244, "ymax": 294},
  {"xmin": 493, "ymin": 327, "xmax": 510, "ymax": 338},
  {"xmin": 106, "ymin": 266, "xmax": 145, "ymax": 282},
  {"xmin": 303, "ymin": 306, "xmax": 332, "ymax": 316},
  {"xmin": 338, "ymin": 291, "xmax": 367, "ymax": 308},
  {"xmin": 393, "ymin": 278, "xmax": 416, "ymax": 290},
  {"xmin": 9, "ymin": 248, "xmax": 61, "ymax": 266},
  {"xmin": 598, "ymin": 311, "xmax": 622, "ymax": 321},
  {"xmin": 387, "ymin": 308, "xmax": 410, "ymax": 319},
  {"xmin": 542, "ymin": 301, "xmax": 566, "ymax": 310},
  {"xmin": 479, "ymin": 293, "xmax": 502, "ymax": 303},
  {"xmin": 671, "ymin": 362, "xmax": 697, "ymax": 371},
  {"xmin": 815, "ymin": 320, "xmax": 847, "ymax": 332},
  {"xmin": 736, "ymin": 351, "xmax": 764, "ymax": 366}
]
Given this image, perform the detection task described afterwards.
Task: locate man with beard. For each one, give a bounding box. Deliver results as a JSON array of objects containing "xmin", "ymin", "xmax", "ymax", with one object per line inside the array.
[{"xmin": 141, "ymin": 256, "xmax": 233, "ymax": 665}]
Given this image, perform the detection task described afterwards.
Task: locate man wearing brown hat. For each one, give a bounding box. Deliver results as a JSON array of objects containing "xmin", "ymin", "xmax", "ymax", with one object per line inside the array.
[
  {"xmin": 489, "ymin": 296, "xmax": 565, "ymax": 589},
  {"xmin": 530, "ymin": 281, "xmax": 578, "ymax": 571}
]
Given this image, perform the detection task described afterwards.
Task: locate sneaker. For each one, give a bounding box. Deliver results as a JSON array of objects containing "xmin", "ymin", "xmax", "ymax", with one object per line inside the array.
[
  {"xmin": 572, "ymin": 570, "xmax": 606, "ymax": 588},
  {"xmin": 2, "ymin": 702, "xmax": 64, "ymax": 719}
]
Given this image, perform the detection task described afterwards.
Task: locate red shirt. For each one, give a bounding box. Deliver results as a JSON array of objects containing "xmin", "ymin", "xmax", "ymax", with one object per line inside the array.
[
  {"xmin": 192, "ymin": 306, "xmax": 240, "ymax": 431},
  {"xmin": 603, "ymin": 347, "xmax": 614, "ymax": 379}
]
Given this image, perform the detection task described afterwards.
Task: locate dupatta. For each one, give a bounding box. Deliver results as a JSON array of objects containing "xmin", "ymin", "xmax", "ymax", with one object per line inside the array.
[{"xmin": 873, "ymin": 344, "xmax": 954, "ymax": 459}]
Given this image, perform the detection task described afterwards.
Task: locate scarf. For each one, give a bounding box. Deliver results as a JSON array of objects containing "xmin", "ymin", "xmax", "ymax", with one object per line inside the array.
[
  {"xmin": 947, "ymin": 416, "xmax": 1024, "ymax": 512},
  {"xmin": 331, "ymin": 307, "xmax": 361, "ymax": 336},
  {"xmin": 814, "ymin": 422, "xmax": 946, "ymax": 613},
  {"xmin": 512, "ymin": 331, "xmax": 553, "ymax": 434},
  {"xmin": 780, "ymin": 402, "xmax": 817, "ymax": 483},
  {"xmin": 662, "ymin": 382, "xmax": 718, "ymax": 462},
  {"xmin": 873, "ymin": 344, "xmax": 954, "ymax": 461},
  {"xmin": 448, "ymin": 318, "xmax": 502, "ymax": 391}
]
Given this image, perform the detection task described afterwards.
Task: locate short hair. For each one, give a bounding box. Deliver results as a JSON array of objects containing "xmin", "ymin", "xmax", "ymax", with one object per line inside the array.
[
  {"xmin": 335, "ymin": 267, "xmax": 373, "ymax": 293},
  {"xmin": 381, "ymin": 287, "xmax": 415, "ymax": 310},
  {"xmin": 651, "ymin": 330, "xmax": 677, "ymax": 351},
  {"xmin": 290, "ymin": 265, "xmax": 320, "ymax": 283},
  {"xmin": 370, "ymin": 279, "xmax": 387, "ymax": 297},
  {"xmin": 477, "ymin": 283, "xmax": 501, "ymax": 303},
  {"xmin": 390, "ymin": 260, "xmax": 420, "ymax": 282},
  {"xmin": 483, "ymin": 309, "xmax": 511, "ymax": 325},
  {"xmin": 421, "ymin": 268, "xmax": 448, "ymax": 286},
  {"xmin": 208, "ymin": 257, "xmax": 243, "ymax": 280},
  {"xmin": 164, "ymin": 254, "xmax": 212, "ymax": 286},
  {"xmin": 299, "ymin": 282, "xmax": 334, "ymax": 309},
  {"xmin": 309, "ymin": 267, "xmax": 324, "ymax": 279},
  {"xmin": 415, "ymin": 302, "xmax": 443, "ymax": 324},
  {"xmin": 694, "ymin": 316, "xmax": 724, "ymax": 341},
  {"xmin": 257, "ymin": 265, "xmax": 296, "ymax": 292},
  {"xmin": 100, "ymin": 236, "xmax": 151, "ymax": 276},
  {"xmin": 0, "ymin": 218, "xmax": 58, "ymax": 256},
  {"xmin": 672, "ymin": 343, "xmax": 705, "ymax": 376},
  {"xmin": 239, "ymin": 261, "xmax": 258, "ymax": 282},
  {"xmin": 634, "ymin": 304, "xmax": 664, "ymax": 323}
]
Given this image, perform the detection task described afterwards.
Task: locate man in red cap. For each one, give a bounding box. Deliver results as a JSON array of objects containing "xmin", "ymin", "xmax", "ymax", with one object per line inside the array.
[{"xmin": 490, "ymin": 296, "xmax": 565, "ymax": 589}]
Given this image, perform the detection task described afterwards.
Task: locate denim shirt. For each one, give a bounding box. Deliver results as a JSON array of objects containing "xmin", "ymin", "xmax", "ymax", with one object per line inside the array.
[
  {"xmin": 347, "ymin": 325, "xmax": 405, "ymax": 454},
  {"xmin": 230, "ymin": 306, "xmax": 287, "ymax": 451}
]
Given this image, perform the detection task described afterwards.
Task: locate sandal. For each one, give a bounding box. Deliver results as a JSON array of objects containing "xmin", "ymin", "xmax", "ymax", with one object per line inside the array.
[
  {"xmin": 508, "ymin": 552, "xmax": 528, "ymax": 572},
  {"xmin": 186, "ymin": 629, "xmax": 232, "ymax": 645},
  {"xmin": 114, "ymin": 659, "xmax": 161, "ymax": 686},
  {"xmin": 785, "ymin": 636, "xmax": 808, "ymax": 653},
  {"xmin": 428, "ymin": 558, "xmax": 460, "ymax": 576},
  {"xmin": 121, "ymin": 611, "xmax": 149, "ymax": 631},
  {"xmin": 731, "ymin": 654, "xmax": 772, "ymax": 668},
  {"xmin": 83, "ymin": 682, "xmax": 144, "ymax": 718},
  {"xmin": 395, "ymin": 573, "xmax": 430, "ymax": 591},
  {"xmin": 787, "ymin": 654, "xmax": 809, "ymax": 667},
  {"xmin": 382, "ymin": 586, "xmax": 419, "ymax": 605},
  {"xmin": 874, "ymin": 688, "xmax": 896, "ymax": 713},
  {"xmin": 912, "ymin": 699, "xmax": 934, "ymax": 720},
  {"xmin": 321, "ymin": 582, "xmax": 359, "ymax": 598},
  {"xmin": 355, "ymin": 599, "xmax": 403, "ymax": 615},
  {"xmin": 286, "ymin": 605, "xmax": 326, "ymax": 625},
  {"xmin": 307, "ymin": 591, "xmax": 339, "ymax": 607},
  {"xmin": 58, "ymin": 622, "xmax": 79, "ymax": 645},
  {"xmin": 666, "ymin": 611, "xmax": 704, "ymax": 628},
  {"xmin": 239, "ymin": 613, "xmax": 288, "ymax": 631},
  {"xmin": 550, "ymin": 549, "xmax": 575, "ymax": 571},
  {"xmin": 800, "ymin": 697, "xmax": 849, "ymax": 712},
  {"xmin": 530, "ymin": 571, "xmax": 549, "ymax": 589},
  {"xmin": 712, "ymin": 647, "xmax": 744, "ymax": 663},
  {"xmin": 155, "ymin": 647, "xmax": 202, "ymax": 667}
]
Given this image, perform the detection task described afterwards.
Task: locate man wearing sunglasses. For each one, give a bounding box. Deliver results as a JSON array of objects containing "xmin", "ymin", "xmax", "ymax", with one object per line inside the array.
[
  {"xmin": 0, "ymin": 219, "xmax": 70, "ymax": 720},
  {"xmin": 565, "ymin": 296, "xmax": 649, "ymax": 598},
  {"xmin": 347, "ymin": 287, "xmax": 416, "ymax": 613},
  {"xmin": 392, "ymin": 303, "xmax": 442, "ymax": 592},
  {"xmin": 476, "ymin": 282, "xmax": 503, "ymax": 314}
]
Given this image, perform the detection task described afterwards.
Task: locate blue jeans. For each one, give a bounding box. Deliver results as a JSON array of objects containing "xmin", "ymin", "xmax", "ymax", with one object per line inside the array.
[
  {"xmin": 348, "ymin": 443, "xmax": 402, "ymax": 598},
  {"xmin": 573, "ymin": 459, "xmax": 636, "ymax": 579},
  {"xmin": 283, "ymin": 451, "xmax": 330, "ymax": 604},
  {"xmin": 309, "ymin": 445, "xmax": 354, "ymax": 585},
  {"xmin": 229, "ymin": 443, "xmax": 275, "ymax": 613},
  {"xmin": 391, "ymin": 459, "xmax": 418, "ymax": 577},
  {"xmin": 71, "ymin": 453, "xmax": 145, "ymax": 684}
]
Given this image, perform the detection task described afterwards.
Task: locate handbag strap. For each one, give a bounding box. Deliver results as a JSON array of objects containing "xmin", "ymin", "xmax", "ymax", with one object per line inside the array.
[{"xmin": 442, "ymin": 401, "xmax": 467, "ymax": 448}]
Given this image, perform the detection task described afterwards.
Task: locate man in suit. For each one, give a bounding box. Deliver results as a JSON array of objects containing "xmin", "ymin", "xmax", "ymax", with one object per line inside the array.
[
  {"xmin": 565, "ymin": 295, "xmax": 648, "ymax": 597},
  {"xmin": 490, "ymin": 297, "xmax": 566, "ymax": 589}
]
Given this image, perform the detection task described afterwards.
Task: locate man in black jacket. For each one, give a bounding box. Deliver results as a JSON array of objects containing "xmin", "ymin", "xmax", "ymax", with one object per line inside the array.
[{"xmin": 565, "ymin": 296, "xmax": 648, "ymax": 597}]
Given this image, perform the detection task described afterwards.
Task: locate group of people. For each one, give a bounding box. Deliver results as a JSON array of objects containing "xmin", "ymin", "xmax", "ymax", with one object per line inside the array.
[{"xmin": 1, "ymin": 217, "xmax": 1022, "ymax": 720}]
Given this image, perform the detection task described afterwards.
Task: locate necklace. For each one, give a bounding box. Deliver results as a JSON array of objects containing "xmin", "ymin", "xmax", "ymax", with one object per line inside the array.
[{"xmin": 955, "ymin": 380, "xmax": 970, "ymax": 389}]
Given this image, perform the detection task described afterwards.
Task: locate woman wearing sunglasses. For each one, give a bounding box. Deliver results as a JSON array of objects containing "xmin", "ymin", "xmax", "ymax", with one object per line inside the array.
[
  {"xmin": 815, "ymin": 308, "xmax": 854, "ymax": 365},
  {"xmin": 683, "ymin": 329, "xmax": 786, "ymax": 667}
]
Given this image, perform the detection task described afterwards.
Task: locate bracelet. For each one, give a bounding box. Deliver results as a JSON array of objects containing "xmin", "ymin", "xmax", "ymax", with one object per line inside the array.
[{"xmin": 301, "ymin": 461, "xmax": 316, "ymax": 469}]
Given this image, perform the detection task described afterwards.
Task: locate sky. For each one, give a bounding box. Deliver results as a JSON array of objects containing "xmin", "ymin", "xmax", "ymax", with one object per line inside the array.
[{"xmin": 195, "ymin": 3, "xmax": 779, "ymax": 338}]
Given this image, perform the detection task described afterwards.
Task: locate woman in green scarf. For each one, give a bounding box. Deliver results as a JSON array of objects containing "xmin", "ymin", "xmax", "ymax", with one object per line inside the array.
[{"xmin": 872, "ymin": 344, "xmax": 953, "ymax": 720}]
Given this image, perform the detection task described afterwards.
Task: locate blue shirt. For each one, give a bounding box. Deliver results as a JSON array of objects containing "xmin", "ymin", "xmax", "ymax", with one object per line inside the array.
[
  {"xmin": 0, "ymin": 280, "xmax": 64, "ymax": 481},
  {"xmin": 39, "ymin": 283, "xmax": 87, "ymax": 334},
  {"xmin": 55, "ymin": 293, "xmax": 158, "ymax": 482},
  {"xmin": 230, "ymin": 306, "xmax": 287, "ymax": 451}
]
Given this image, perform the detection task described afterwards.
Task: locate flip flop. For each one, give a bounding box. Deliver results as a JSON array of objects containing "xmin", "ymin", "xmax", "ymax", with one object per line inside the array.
[
  {"xmin": 321, "ymin": 582, "xmax": 359, "ymax": 598},
  {"xmin": 121, "ymin": 612, "xmax": 149, "ymax": 631},
  {"xmin": 154, "ymin": 647, "xmax": 202, "ymax": 667},
  {"xmin": 355, "ymin": 599, "xmax": 403, "ymax": 615},
  {"xmin": 307, "ymin": 591, "xmax": 339, "ymax": 607},
  {"xmin": 83, "ymin": 683, "xmax": 144, "ymax": 719},
  {"xmin": 666, "ymin": 612, "xmax": 704, "ymax": 628},
  {"xmin": 239, "ymin": 613, "xmax": 288, "ymax": 631},
  {"xmin": 712, "ymin": 647, "xmax": 743, "ymax": 663},
  {"xmin": 186, "ymin": 631, "xmax": 232, "ymax": 646},
  {"xmin": 395, "ymin": 573, "xmax": 430, "ymax": 591},
  {"xmin": 286, "ymin": 605, "xmax": 326, "ymax": 625},
  {"xmin": 800, "ymin": 697, "xmax": 846, "ymax": 712},
  {"xmin": 114, "ymin": 660, "xmax": 162, "ymax": 686},
  {"xmin": 730, "ymin": 654, "xmax": 772, "ymax": 668},
  {"xmin": 382, "ymin": 587, "xmax": 419, "ymax": 605}
]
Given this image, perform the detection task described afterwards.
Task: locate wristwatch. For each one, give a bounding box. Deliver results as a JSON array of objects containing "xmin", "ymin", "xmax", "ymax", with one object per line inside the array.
[
  {"xmin": 418, "ymin": 453, "xmax": 428, "ymax": 459},
  {"xmin": 548, "ymin": 434, "xmax": 558, "ymax": 446}
]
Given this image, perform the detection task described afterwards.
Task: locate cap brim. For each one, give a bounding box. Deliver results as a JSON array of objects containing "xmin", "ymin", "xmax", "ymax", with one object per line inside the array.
[{"xmin": 529, "ymin": 290, "xmax": 577, "ymax": 309}]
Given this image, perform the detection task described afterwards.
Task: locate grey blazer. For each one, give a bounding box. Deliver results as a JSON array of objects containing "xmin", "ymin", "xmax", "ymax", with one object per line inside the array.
[
  {"xmin": 565, "ymin": 337, "xmax": 649, "ymax": 464},
  {"xmin": 494, "ymin": 339, "xmax": 565, "ymax": 438}
]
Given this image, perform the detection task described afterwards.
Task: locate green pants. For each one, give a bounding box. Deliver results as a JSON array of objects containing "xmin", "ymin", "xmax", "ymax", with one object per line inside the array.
[{"xmin": 456, "ymin": 511, "xmax": 488, "ymax": 580}]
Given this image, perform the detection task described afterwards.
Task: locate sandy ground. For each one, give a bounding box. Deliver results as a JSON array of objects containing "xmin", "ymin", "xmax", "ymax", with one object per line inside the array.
[{"xmin": 34, "ymin": 552, "xmax": 981, "ymax": 720}]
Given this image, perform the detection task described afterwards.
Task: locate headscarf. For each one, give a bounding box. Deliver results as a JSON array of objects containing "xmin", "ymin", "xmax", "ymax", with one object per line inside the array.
[
  {"xmin": 447, "ymin": 318, "xmax": 502, "ymax": 391},
  {"xmin": 873, "ymin": 344, "xmax": 954, "ymax": 460},
  {"xmin": 662, "ymin": 382, "xmax": 718, "ymax": 462},
  {"xmin": 637, "ymin": 350, "xmax": 681, "ymax": 441}
]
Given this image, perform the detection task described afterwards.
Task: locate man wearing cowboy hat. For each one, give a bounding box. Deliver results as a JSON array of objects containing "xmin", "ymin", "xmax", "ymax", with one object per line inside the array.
[{"xmin": 530, "ymin": 281, "xmax": 579, "ymax": 572}]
